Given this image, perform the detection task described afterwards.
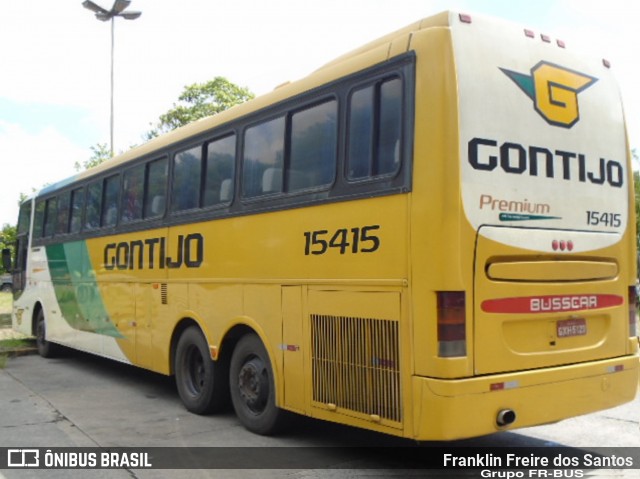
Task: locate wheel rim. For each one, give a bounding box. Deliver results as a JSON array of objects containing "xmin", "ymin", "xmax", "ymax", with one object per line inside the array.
[
  {"xmin": 237, "ymin": 356, "xmax": 269, "ymax": 414},
  {"xmin": 184, "ymin": 345, "xmax": 206, "ymax": 396}
]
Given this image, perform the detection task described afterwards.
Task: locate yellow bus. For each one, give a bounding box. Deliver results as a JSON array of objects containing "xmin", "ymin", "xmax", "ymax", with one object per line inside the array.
[{"xmin": 3, "ymin": 11, "xmax": 638, "ymax": 441}]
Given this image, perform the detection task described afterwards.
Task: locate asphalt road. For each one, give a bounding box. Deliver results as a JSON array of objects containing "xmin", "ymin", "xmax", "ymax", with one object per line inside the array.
[{"xmin": 0, "ymin": 350, "xmax": 638, "ymax": 479}]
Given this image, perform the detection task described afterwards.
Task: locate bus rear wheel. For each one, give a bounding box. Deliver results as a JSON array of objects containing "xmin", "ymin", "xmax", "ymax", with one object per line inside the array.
[
  {"xmin": 175, "ymin": 326, "xmax": 227, "ymax": 414},
  {"xmin": 229, "ymin": 333, "xmax": 289, "ymax": 435}
]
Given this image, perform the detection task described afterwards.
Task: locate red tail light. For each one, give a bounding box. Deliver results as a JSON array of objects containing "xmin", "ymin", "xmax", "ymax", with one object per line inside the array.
[
  {"xmin": 629, "ymin": 286, "xmax": 638, "ymax": 337},
  {"xmin": 437, "ymin": 292, "xmax": 467, "ymax": 357}
]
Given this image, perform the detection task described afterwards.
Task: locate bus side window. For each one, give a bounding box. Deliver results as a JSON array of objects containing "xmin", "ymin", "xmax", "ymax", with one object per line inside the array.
[
  {"xmin": 145, "ymin": 158, "xmax": 168, "ymax": 219},
  {"xmin": 348, "ymin": 86, "xmax": 374, "ymax": 178},
  {"xmin": 56, "ymin": 191, "xmax": 71, "ymax": 235},
  {"xmin": 121, "ymin": 165, "xmax": 144, "ymax": 223},
  {"xmin": 172, "ymin": 146, "xmax": 202, "ymax": 213},
  {"xmin": 204, "ymin": 134, "xmax": 236, "ymax": 207},
  {"xmin": 378, "ymin": 78, "xmax": 402, "ymax": 175},
  {"xmin": 70, "ymin": 188, "xmax": 84, "ymax": 234},
  {"xmin": 347, "ymin": 76, "xmax": 403, "ymax": 180},
  {"xmin": 289, "ymin": 99, "xmax": 337, "ymax": 192},
  {"xmin": 102, "ymin": 174, "xmax": 120, "ymax": 227},
  {"xmin": 84, "ymin": 180, "xmax": 102, "ymax": 230},
  {"xmin": 33, "ymin": 200, "xmax": 46, "ymax": 239},
  {"xmin": 242, "ymin": 117, "xmax": 285, "ymax": 198},
  {"xmin": 43, "ymin": 197, "xmax": 58, "ymax": 237}
]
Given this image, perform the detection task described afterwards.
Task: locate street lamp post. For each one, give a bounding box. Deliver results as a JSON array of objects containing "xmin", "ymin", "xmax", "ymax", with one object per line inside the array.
[{"xmin": 82, "ymin": 1, "xmax": 142, "ymax": 157}]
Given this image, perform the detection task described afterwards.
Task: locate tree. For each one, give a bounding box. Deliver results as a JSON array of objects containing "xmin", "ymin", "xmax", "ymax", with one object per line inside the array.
[
  {"xmin": 145, "ymin": 77, "xmax": 254, "ymax": 139},
  {"xmin": 75, "ymin": 143, "xmax": 112, "ymax": 172},
  {"xmin": 0, "ymin": 223, "xmax": 17, "ymax": 274}
]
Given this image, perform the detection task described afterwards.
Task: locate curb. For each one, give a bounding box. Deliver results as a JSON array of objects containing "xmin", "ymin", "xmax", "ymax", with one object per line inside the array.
[
  {"xmin": 0, "ymin": 343, "xmax": 38, "ymax": 357},
  {"xmin": 0, "ymin": 328, "xmax": 38, "ymax": 357}
]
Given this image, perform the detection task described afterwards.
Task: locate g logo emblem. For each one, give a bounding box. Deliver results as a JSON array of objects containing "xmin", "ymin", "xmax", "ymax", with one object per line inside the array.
[{"xmin": 501, "ymin": 61, "xmax": 597, "ymax": 128}]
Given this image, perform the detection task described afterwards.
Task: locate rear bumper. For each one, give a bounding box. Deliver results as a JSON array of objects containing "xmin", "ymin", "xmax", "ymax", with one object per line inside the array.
[{"xmin": 412, "ymin": 355, "xmax": 639, "ymax": 441}]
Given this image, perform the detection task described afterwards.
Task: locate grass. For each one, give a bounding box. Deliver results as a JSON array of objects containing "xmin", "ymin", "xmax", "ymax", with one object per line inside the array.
[
  {"xmin": 0, "ymin": 292, "xmax": 11, "ymax": 328},
  {"xmin": 0, "ymin": 292, "xmax": 35, "ymax": 368},
  {"xmin": 0, "ymin": 293, "xmax": 11, "ymax": 330}
]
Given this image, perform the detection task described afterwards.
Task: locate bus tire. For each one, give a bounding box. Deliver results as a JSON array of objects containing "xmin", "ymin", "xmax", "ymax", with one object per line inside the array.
[
  {"xmin": 175, "ymin": 326, "xmax": 227, "ymax": 414},
  {"xmin": 35, "ymin": 309, "xmax": 60, "ymax": 358},
  {"xmin": 229, "ymin": 333, "xmax": 289, "ymax": 435}
]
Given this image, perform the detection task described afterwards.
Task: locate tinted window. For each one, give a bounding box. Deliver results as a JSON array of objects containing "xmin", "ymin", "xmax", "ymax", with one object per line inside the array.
[
  {"xmin": 84, "ymin": 181, "xmax": 102, "ymax": 230},
  {"xmin": 43, "ymin": 197, "xmax": 57, "ymax": 237},
  {"xmin": 289, "ymin": 100, "xmax": 337, "ymax": 192},
  {"xmin": 17, "ymin": 201, "xmax": 31, "ymax": 236},
  {"xmin": 348, "ymin": 77, "xmax": 403, "ymax": 180},
  {"xmin": 33, "ymin": 201, "xmax": 45, "ymax": 238},
  {"xmin": 242, "ymin": 117, "xmax": 285, "ymax": 197},
  {"xmin": 378, "ymin": 78, "xmax": 402, "ymax": 176},
  {"xmin": 348, "ymin": 86, "xmax": 374, "ymax": 179},
  {"xmin": 122, "ymin": 165, "xmax": 144, "ymax": 223},
  {"xmin": 56, "ymin": 191, "xmax": 70, "ymax": 235},
  {"xmin": 204, "ymin": 134, "xmax": 236, "ymax": 207},
  {"xmin": 172, "ymin": 146, "xmax": 201, "ymax": 212},
  {"xmin": 70, "ymin": 188, "xmax": 84, "ymax": 234},
  {"xmin": 102, "ymin": 175, "xmax": 120, "ymax": 227},
  {"xmin": 145, "ymin": 158, "xmax": 168, "ymax": 219}
]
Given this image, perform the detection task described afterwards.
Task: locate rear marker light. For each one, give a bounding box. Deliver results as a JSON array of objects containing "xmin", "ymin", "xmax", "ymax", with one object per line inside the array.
[
  {"xmin": 459, "ymin": 13, "xmax": 472, "ymax": 24},
  {"xmin": 551, "ymin": 239, "xmax": 574, "ymax": 251},
  {"xmin": 607, "ymin": 365, "xmax": 624, "ymax": 373},
  {"xmin": 437, "ymin": 291, "xmax": 467, "ymax": 357},
  {"xmin": 490, "ymin": 381, "xmax": 519, "ymax": 391}
]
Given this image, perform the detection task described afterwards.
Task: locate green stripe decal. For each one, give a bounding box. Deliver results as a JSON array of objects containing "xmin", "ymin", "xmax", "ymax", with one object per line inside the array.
[
  {"xmin": 499, "ymin": 213, "xmax": 562, "ymax": 222},
  {"xmin": 46, "ymin": 242, "xmax": 123, "ymax": 338}
]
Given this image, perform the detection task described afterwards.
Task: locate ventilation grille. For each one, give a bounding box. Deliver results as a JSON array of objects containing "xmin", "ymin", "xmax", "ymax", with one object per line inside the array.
[
  {"xmin": 311, "ymin": 314, "xmax": 401, "ymax": 424},
  {"xmin": 160, "ymin": 283, "xmax": 168, "ymax": 305}
]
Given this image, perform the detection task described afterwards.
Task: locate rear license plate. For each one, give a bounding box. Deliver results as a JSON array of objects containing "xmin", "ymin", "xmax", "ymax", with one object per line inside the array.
[{"xmin": 557, "ymin": 318, "xmax": 587, "ymax": 338}]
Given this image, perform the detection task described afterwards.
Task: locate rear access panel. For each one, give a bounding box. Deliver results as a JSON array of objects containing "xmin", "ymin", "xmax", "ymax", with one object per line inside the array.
[{"xmin": 474, "ymin": 227, "xmax": 627, "ymax": 375}]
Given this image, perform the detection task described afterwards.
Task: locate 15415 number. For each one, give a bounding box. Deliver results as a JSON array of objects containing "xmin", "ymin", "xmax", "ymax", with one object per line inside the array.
[
  {"xmin": 304, "ymin": 225, "xmax": 381, "ymax": 255},
  {"xmin": 586, "ymin": 211, "xmax": 621, "ymax": 228}
]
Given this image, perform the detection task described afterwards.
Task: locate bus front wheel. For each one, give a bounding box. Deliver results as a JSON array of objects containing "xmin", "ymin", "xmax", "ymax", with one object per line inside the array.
[
  {"xmin": 229, "ymin": 333, "xmax": 289, "ymax": 435},
  {"xmin": 35, "ymin": 309, "xmax": 60, "ymax": 358},
  {"xmin": 175, "ymin": 326, "xmax": 227, "ymax": 414}
]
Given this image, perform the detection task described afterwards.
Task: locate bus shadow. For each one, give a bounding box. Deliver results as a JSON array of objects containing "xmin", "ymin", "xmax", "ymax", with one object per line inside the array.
[{"xmin": 40, "ymin": 349, "xmax": 602, "ymax": 472}]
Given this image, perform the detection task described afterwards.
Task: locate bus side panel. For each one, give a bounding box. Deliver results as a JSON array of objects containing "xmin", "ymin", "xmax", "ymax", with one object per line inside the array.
[{"xmin": 408, "ymin": 27, "xmax": 477, "ymax": 379}]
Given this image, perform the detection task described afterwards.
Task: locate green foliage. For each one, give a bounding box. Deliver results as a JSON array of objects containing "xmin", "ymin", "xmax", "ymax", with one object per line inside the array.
[
  {"xmin": 145, "ymin": 77, "xmax": 254, "ymax": 139},
  {"xmin": 0, "ymin": 224, "xmax": 17, "ymax": 274},
  {"xmin": 75, "ymin": 143, "xmax": 112, "ymax": 172}
]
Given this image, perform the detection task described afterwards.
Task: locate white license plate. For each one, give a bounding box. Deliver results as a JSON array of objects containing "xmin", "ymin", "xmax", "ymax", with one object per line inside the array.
[{"xmin": 557, "ymin": 318, "xmax": 587, "ymax": 338}]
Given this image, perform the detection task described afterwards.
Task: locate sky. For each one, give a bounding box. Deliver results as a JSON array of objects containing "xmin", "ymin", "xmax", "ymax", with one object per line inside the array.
[{"xmin": 1, "ymin": 0, "xmax": 640, "ymax": 227}]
